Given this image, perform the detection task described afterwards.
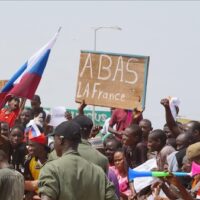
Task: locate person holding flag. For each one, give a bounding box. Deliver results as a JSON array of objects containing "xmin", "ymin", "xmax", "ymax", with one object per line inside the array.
[{"xmin": 0, "ymin": 96, "xmax": 20, "ymax": 128}]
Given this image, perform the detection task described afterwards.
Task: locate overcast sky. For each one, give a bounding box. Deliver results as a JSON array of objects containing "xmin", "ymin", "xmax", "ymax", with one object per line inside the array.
[{"xmin": 1, "ymin": 1, "xmax": 200, "ymax": 128}]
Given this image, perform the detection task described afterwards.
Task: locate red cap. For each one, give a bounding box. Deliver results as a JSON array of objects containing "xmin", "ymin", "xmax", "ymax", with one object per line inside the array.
[{"xmin": 29, "ymin": 133, "xmax": 47, "ymax": 145}]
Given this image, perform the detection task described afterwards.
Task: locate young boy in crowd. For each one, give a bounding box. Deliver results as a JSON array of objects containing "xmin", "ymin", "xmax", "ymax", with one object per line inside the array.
[
  {"xmin": 122, "ymin": 124, "xmax": 147, "ymax": 168},
  {"xmin": 139, "ymin": 119, "xmax": 153, "ymax": 144},
  {"xmin": 104, "ymin": 136, "xmax": 122, "ymax": 166},
  {"xmin": 9, "ymin": 125, "xmax": 27, "ymax": 173},
  {"xmin": 30, "ymin": 95, "xmax": 46, "ymax": 120},
  {"xmin": 0, "ymin": 96, "xmax": 20, "ymax": 128},
  {"xmin": 167, "ymin": 132, "xmax": 191, "ymax": 172},
  {"xmin": 0, "ymin": 121, "xmax": 10, "ymax": 155},
  {"xmin": 19, "ymin": 108, "xmax": 33, "ymax": 128},
  {"xmin": 148, "ymin": 129, "xmax": 175, "ymax": 170},
  {"xmin": 0, "ymin": 121, "xmax": 10, "ymax": 137}
]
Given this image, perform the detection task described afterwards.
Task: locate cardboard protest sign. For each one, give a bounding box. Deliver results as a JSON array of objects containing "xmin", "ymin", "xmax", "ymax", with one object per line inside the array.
[
  {"xmin": 76, "ymin": 50, "xmax": 149, "ymax": 110},
  {"xmin": 0, "ymin": 80, "xmax": 8, "ymax": 91}
]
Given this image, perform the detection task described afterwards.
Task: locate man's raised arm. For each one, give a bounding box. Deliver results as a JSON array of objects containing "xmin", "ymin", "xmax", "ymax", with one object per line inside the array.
[{"xmin": 160, "ymin": 98, "xmax": 181, "ymax": 137}]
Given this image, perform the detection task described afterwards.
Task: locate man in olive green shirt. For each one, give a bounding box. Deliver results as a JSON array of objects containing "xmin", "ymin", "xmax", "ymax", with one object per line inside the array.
[
  {"xmin": 48, "ymin": 139, "xmax": 108, "ymax": 173},
  {"xmin": 0, "ymin": 150, "xmax": 24, "ymax": 200},
  {"xmin": 39, "ymin": 121, "xmax": 118, "ymax": 200},
  {"xmin": 78, "ymin": 138, "xmax": 108, "ymax": 172},
  {"xmin": 48, "ymin": 114, "xmax": 108, "ymax": 173},
  {"xmin": 74, "ymin": 114, "xmax": 109, "ymax": 173}
]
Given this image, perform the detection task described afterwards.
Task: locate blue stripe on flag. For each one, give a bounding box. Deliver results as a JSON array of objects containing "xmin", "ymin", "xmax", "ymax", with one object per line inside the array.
[
  {"xmin": 28, "ymin": 49, "xmax": 51, "ymax": 76},
  {"xmin": 31, "ymin": 126, "xmax": 38, "ymax": 137},
  {"xmin": 1, "ymin": 62, "xmax": 27, "ymax": 92}
]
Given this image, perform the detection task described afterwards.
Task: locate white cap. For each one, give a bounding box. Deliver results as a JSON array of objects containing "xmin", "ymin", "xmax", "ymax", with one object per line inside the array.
[{"xmin": 49, "ymin": 106, "xmax": 66, "ymax": 127}]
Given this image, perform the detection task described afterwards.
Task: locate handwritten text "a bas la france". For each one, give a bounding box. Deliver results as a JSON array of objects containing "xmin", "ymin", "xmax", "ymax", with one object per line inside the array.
[{"xmin": 77, "ymin": 54, "xmax": 139, "ymax": 102}]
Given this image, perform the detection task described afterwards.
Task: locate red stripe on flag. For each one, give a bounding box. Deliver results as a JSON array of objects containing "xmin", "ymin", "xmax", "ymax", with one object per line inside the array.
[
  {"xmin": 0, "ymin": 92, "xmax": 8, "ymax": 108},
  {"xmin": 8, "ymin": 73, "xmax": 41, "ymax": 100}
]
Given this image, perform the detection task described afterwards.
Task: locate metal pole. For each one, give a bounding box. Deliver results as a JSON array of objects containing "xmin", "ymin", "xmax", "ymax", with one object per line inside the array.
[
  {"xmin": 92, "ymin": 28, "xmax": 97, "ymax": 125},
  {"xmin": 94, "ymin": 28, "xmax": 97, "ymax": 51},
  {"xmin": 92, "ymin": 26, "xmax": 122, "ymax": 125}
]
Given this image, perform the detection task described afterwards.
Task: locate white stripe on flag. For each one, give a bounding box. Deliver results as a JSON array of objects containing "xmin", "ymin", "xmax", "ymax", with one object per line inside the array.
[{"xmin": 15, "ymin": 28, "xmax": 61, "ymax": 84}]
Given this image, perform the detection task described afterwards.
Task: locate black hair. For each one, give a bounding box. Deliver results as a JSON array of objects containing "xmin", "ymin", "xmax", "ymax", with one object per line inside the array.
[
  {"xmin": 150, "ymin": 129, "xmax": 167, "ymax": 146},
  {"xmin": 114, "ymin": 148, "xmax": 124, "ymax": 154},
  {"xmin": 140, "ymin": 119, "xmax": 152, "ymax": 127},
  {"xmin": 127, "ymin": 124, "xmax": 142, "ymax": 140},
  {"xmin": 21, "ymin": 107, "xmax": 34, "ymax": 119},
  {"xmin": 187, "ymin": 121, "xmax": 200, "ymax": 132},
  {"xmin": 34, "ymin": 110, "xmax": 46, "ymax": 121},
  {"xmin": 11, "ymin": 124, "xmax": 25, "ymax": 134},
  {"xmin": 104, "ymin": 137, "xmax": 122, "ymax": 149},
  {"xmin": 32, "ymin": 94, "xmax": 41, "ymax": 103},
  {"xmin": 114, "ymin": 148, "xmax": 128, "ymax": 171},
  {"xmin": 8, "ymin": 96, "xmax": 20, "ymax": 103},
  {"xmin": 73, "ymin": 115, "xmax": 93, "ymax": 137}
]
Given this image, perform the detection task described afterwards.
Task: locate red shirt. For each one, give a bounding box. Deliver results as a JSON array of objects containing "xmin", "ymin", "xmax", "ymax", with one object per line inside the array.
[
  {"xmin": 0, "ymin": 108, "xmax": 20, "ymax": 128},
  {"xmin": 109, "ymin": 109, "xmax": 133, "ymax": 131}
]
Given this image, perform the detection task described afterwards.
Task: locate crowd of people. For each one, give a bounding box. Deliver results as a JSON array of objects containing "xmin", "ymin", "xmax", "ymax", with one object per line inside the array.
[{"xmin": 1, "ymin": 94, "xmax": 200, "ymax": 200}]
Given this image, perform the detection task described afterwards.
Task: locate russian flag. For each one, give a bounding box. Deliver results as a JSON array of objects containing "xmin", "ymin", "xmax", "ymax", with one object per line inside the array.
[
  {"xmin": 0, "ymin": 28, "xmax": 61, "ymax": 108},
  {"xmin": 26, "ymin": 120, "xmax": 42, "ymax": 138},
  {"xmin": 25, "ymin": 120, "xmax": 47, "ymax": 145}
]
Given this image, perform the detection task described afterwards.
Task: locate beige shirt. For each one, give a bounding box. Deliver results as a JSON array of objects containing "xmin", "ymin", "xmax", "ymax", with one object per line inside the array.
[{"xmin": 156, "ymin": 145, "xmax": 175, "ymax": 170}]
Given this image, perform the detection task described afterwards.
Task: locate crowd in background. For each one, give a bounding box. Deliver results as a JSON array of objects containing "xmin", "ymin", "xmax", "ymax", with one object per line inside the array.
[{"xmin": 1, "ymin": 94, "xmax": 200, "ymax": 200}]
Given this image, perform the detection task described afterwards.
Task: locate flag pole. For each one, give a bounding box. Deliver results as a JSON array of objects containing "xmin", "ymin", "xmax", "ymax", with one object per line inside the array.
[
  {"xmin": 19, "ymin": 98, "xmax": 26, "ymax": 112},
  {"xmin": 58, "ymin": 26, "xmax": 62, "ymax": 33},
  {"xmin": 15, "ymin": 97, "xmax": 27, "ymax": 123}
]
